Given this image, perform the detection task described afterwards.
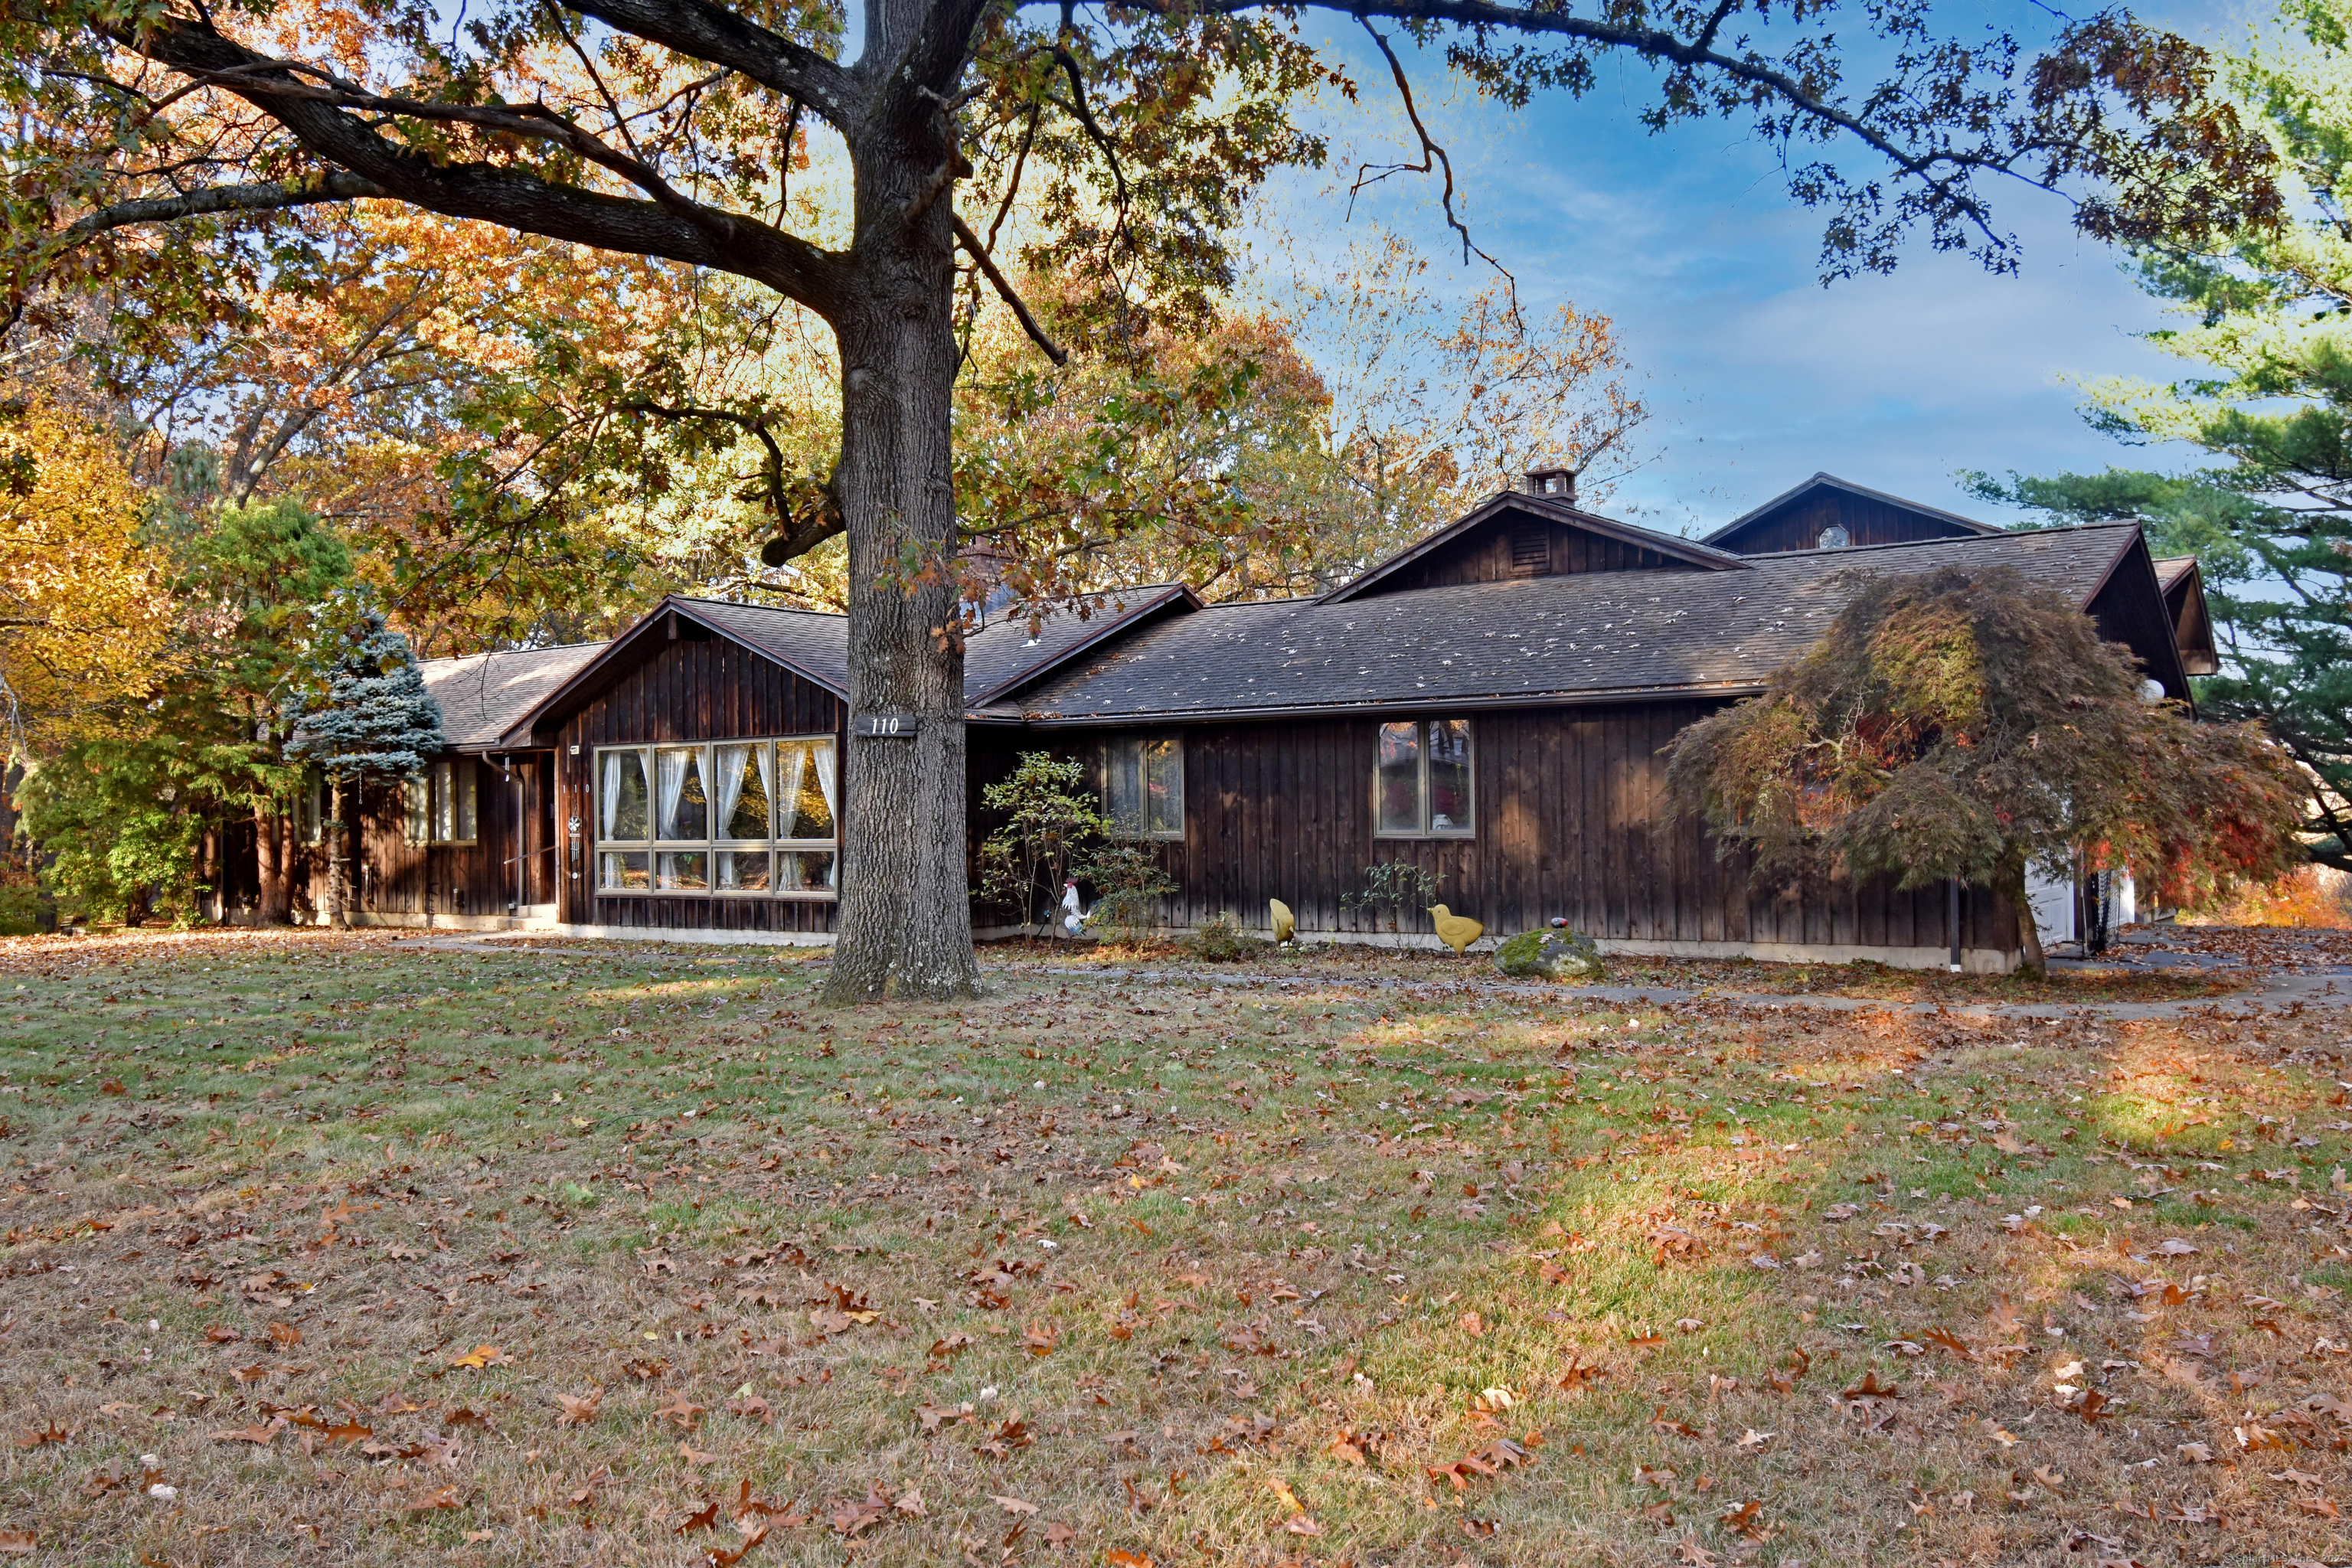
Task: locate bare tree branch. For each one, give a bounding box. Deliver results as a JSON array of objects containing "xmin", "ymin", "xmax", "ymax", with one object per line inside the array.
[
  {"xmin": 563, "ymin": 0, "xmax": 858, "ymax": 128},
  {"xmin": 952, "ymin": 213, "xmax": 1068, "ymax": 364},
  {"xmin": 1348, "ymin": 18, "xmax": 1514, "ymax": 289}
]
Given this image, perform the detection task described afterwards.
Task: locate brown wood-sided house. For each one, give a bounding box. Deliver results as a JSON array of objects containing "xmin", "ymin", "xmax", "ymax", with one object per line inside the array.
[{"xmin": 248, "ymin": 471, "xmax": 2217, "ymax": 972}]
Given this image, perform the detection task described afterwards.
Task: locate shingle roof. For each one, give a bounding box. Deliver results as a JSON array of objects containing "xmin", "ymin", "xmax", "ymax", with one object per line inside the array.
[
  {"xmin": 673, "ymin": 597, "xmax": 853, "ymax": 694},
  {"xmin": 670, "ymin": 587, "xmax": 1200, "ymax": 706},
  {"xmin": 2154, "ymin": 556, "xmax": 2197, "ymax": 592},
  {"xmin": 962, "ymin": 584, "xmax": 1197, "ymax": 703},
  {"xmin": 995, "ymin": 524, "xmax": 2141, "ymax": 724},
  {"xmin": 420, "ymin": 643, "xmax": 605, "ymax": 749}
]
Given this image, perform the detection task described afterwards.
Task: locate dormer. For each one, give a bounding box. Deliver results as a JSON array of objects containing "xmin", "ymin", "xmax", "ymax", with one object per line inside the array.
[
  {"xmin": 1321, "ymin": 473, "xmax": 1747, "ymax": 604},
  {"xmin": 1704, "ymin": 472, "xmax": 2007, "ymax": 555}
]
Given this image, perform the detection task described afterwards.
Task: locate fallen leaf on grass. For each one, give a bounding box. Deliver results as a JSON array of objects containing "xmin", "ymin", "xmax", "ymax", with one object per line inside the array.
[
  {"xmin": 655, "ymin": 1393, "xmax": 707, "ymax": 1432},
  {"xmin": 554, "ymin": 1389, "xmax": 602, "ymax": 1426},
  {"xmin": 1924, "ymin": 1328, "xmax": 1975, "ymax": 1361},
  {"xmin": 401, "ymin": 1487, "xmax": 465, "ymax": 1515},
  {"xmin": 2176, "ymin": 1443, "xmax": 2214, "ymax": 1464},
  {"xmin": 1718, "ymin": 1499, "xmax": 1767, "ymax": 1539},
  {"xmin": 16, "ymin": 1422, "xmax": 70, "ymax": 1449},
  {"xmin": 449, "ymin": 1344, "xmax": 511, "ymax": 1370},
  {"xmin": 209, "ymin": 1420, "xmax": 283, "ymax": 1446},
  {"xmin": 1022, "ymin": 1323, "xmax": 1057, "ymax": 1357},
  {"xmin": 265, "ymin": 1321, "xmax": 302, "ymax": 1349},
  {"xmin": 676, "ymin": 1502, "xmax": 720, "ymax": 1535},
  {"xmin": 1459, "ymin": 1311, "xmax": 1484, "ymax": 1337},
  {"xmin": 0, "ymin": 1532, "xmax": 31, "ymax": 1557},
  {"xmin": 1841, "ymin": 1372, "xmax": 1901, "ymax": 1402},
  {"xmin": 893, "ymin": 1488, "xmax": 925, "ymax": 1517},
  {"xmin": 992, "ymin": 1494, "xmax": 1038, "ymax": 1517},
  {"xmin": 1104, "ymin": 1553, "xmax": 1154, "ymax": 1568}
]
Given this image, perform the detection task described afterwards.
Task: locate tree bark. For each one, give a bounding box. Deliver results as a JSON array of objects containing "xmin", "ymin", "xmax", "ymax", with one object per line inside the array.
[
  {"xmin": 254, "ymin": 804, "xmax": 289, "ymax": 925},
  {"xmin": 818, "ymin": 76, "xmax": 985, "ymax": 1003},
  {"xmin": 327, "ymin": 776, "xmax": 351, "ymax": 930},
  {"xmin": 1998, "ymin": 860, "xmax": 2046, "ymax": 977}
]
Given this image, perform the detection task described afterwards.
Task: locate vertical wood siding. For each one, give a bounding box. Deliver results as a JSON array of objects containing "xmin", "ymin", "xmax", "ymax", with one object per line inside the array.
[{"xmin": 992, "ymin": 702, "xmax": 2017, "ymax": 955}]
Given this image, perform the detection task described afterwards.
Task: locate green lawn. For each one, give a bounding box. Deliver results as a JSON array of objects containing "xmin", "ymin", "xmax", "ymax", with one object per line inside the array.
[{"xmin": 0, "ymin": 929, "xmax": 2343, "ymax": 1566}]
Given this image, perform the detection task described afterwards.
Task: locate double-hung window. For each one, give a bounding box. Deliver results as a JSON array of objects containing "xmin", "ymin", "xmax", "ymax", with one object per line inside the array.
[
  {"xmin": 1104, "ymin": 737, "xmax": 1183, "ymax": 841},
  {"xmin": 404, "ymin": 758, "xmax": 479, "ymax": 844},
  {"xmin": 1374, "ymin": 719, "xmax": 1474, "ymax": 838},
  {"xmin": 594, "ymin": 737, "xmax": 838, "ymax": 896}
]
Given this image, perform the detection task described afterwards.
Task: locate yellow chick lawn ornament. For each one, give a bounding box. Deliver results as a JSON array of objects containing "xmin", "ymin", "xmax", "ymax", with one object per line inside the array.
[
  {"xmin": 1269, "ymin": 899, "xmax": 1296, "ymax": 944},
  {"xmin": 1428, "ymin": 904, "xmax": 1484, "ymax": 956}
]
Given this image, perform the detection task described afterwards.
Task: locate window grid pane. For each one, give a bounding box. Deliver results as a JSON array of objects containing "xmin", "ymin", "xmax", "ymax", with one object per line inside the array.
[
  {"xmin": 594, "ymin": 738, "xmax": 838, "ymax": 896},
  {"xmin": 1376, "ymin": 722, "xmax": 1423, "ymax": 835},
  {"xmin": 1144, "ymin": 740, "xmax": 1182, "ymax": 839},
  {"xmin": 1427, "ymin": 719, "xmax": 1472, "ymax": 835}
]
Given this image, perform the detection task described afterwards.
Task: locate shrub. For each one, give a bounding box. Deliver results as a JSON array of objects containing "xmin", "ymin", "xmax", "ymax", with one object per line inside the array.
[{"xmin": 1183, "ymin": 910, "xmax": 1255, "ymax": 962}]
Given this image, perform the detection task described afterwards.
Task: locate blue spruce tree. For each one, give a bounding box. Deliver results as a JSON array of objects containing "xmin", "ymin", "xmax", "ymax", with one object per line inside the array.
[{"xmin": 290, "ymin": 608, "xmax": 444, "ymax": 926}]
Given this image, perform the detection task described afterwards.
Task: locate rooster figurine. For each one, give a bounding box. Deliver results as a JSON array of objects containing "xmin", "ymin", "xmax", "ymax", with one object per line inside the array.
[
  {"xmin": 1269, "ymin": 899, "xmax": 1296, "ymax": 945},
  {"xmin": 1060, "ymin": 880, "xmax": 1092, "ymax": 938},
  {"xmin": 1427, "ymin": 904, "xmax": 1484, "ymax": 956}
]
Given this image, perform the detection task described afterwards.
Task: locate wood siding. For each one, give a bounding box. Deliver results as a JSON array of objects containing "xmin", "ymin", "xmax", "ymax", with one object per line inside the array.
[
  {"xmin": 288, "ymin": 756, "xmax": 554, "ymax": 922},
  {"xmin": 1716, "ymin": 492, "xmax": 1980, "ymax": 555},
  {"xmin": 1370, "ymin": 516, "xmax": 1704, "ymax": 593},
  {"xmin": 551, "ymin": 631, "xmax": 847, "ymax": 932},
  {"xmin": 988, "ymin": 704, "xmax": 2017, "ymax": 955}
]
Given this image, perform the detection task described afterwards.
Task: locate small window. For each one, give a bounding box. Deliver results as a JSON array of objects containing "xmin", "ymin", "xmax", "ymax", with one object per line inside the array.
[
  {"xmin": 1374, "ymin": 718, "xmax": 1474, "ymax": 838},
  {"xmin": 1105, "ymin": 737, "xmax": 1184, "ymax": 840},
  {"xmin": 297, "ymin": 769, "xmax": 328, "ymax": 844},
  {"xmin": 1816, "ymin": 524, "xmax": 1850, "ymax": 550},
  {"xmin": 407, "ymin": 759, "xmax": 478, "ymax": 844},
  {"xmin": 404, "ymin": 775, "xmax": 430, "ymax": 844}
]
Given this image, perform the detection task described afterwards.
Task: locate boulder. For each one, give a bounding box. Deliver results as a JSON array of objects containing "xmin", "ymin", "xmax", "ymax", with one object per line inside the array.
[{"xmin": 1494, "ymin": 926, "xmax": 1604, "ymax": 982}]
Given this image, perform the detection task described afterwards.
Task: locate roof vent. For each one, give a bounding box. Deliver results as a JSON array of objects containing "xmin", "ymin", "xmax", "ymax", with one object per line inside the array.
[
  {"xmin": 1525, "ymin": 466, "xmax": 1576, "ymax": 503},
  {"xmin": 1816, "ymin": 524, "xmax": 1851, "ymax": 550}
]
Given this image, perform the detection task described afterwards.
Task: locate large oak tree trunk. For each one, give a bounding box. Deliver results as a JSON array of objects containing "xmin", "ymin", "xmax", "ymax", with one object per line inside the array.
[{"xmin": 820, "ymin": 95, "xmax": 984, "ymax": 1003}]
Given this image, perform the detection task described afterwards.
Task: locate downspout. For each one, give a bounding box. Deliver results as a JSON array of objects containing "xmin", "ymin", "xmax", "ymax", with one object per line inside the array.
[{"xmin": 1948, "ymin": 878, "xmax": 1962, "ymax": 973}]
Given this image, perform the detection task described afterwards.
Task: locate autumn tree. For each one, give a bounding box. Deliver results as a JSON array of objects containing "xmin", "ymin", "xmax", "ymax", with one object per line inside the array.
[
  {"xmin": 0, "ymin": 387, "xmax": 172, "ymax": 748},
  {"xmin": 1662, "ymin": 567, "xmax": 2307, "ymax": 973},
  {"xmin": 1, "ymin": 0, "xmax": 2286, "ymax": 998},
  {"xmin": 1967, "ymin": 0, "xmax": 2352, "ymax": 876}
]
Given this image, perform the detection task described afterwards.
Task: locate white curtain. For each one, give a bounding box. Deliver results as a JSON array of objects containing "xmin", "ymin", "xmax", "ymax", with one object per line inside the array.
[
  {"xmin": 656, "ymin": 747, "xmax": 692, "ymax": 840},
  {"xmin": 713, "ymin": 745, "xmax": 749, "ymax": 840},
  {"xmin": 812, "ymin": 739, "xmax": 837, "ymax": 839},
  {"xmin": 776, "ymin": 741, "xmax": 809, "ymax": 839},
  {"xmin": 756, "ymin": 743, "xmax": 775, "ymax": 838},
  {"xmin": 600, "ymin": 752, "xmax": 624, "ymax": 840}
]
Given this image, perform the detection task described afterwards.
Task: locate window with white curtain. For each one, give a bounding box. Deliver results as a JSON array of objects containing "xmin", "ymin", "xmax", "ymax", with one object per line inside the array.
[{"xmin": 594, "ymin": 737, "xmax": 838, "ymax": 896}]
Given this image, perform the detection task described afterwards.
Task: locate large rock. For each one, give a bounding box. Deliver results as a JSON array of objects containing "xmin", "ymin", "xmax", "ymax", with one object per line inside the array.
[{"xmin": 1494, "ymin": 927, "xmax": 1604, "ymax": 982}]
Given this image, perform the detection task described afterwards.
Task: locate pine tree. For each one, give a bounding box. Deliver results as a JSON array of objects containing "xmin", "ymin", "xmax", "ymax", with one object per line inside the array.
[{"xmin": 289, "ymin": 607, "xmax": 443, "ymax": 927}]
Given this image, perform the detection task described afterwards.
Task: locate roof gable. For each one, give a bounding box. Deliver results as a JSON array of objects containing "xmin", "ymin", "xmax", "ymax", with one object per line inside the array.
[
  {"xmin": 1321, "ymin": 491, "xmax": 1747, "ymax": 605},
  {"xmin": 1704, "ymin": 473, "xmax": 2007, "ymax": 555},
  {"xmin": 963, "ymin": 584, "xmax": 1201, "ymax": 704}
]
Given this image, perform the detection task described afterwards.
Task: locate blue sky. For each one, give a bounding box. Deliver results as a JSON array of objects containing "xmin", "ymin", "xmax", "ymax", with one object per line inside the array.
[{"xmin": 1246, "ymin": 5, "xmax": 2242, "ymax": 538}]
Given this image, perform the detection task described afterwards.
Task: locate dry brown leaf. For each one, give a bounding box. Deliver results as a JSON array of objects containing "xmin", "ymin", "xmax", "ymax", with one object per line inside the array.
[{"xmin": 554, "ymin": 1388, "xmax": 602, "ymax": 1426}]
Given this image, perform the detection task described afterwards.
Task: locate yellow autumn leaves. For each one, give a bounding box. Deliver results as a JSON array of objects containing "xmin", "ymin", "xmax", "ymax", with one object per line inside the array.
[{"xmin": 0, "ymin": 390, "xmax": 170, "ymax": 741}]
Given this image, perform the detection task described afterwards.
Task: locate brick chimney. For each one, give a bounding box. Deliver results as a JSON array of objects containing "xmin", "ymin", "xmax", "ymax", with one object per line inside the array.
[{"xmin": 1525, "ymin": 466, "xmax": 1576, "ymax": 503}]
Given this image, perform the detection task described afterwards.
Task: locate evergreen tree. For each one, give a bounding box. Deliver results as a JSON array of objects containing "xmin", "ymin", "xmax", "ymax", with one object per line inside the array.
[
  {"xmin": 1664, "ymin": 567, "xmax": 2306, "ymax": 974},
  {"xmin": 1968, "ymin": 0, "xmax": 2352, "ymax": 873},
  {"xmin": 289, "ymin": 605, "xmax": 443, "ymax": 926}
]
